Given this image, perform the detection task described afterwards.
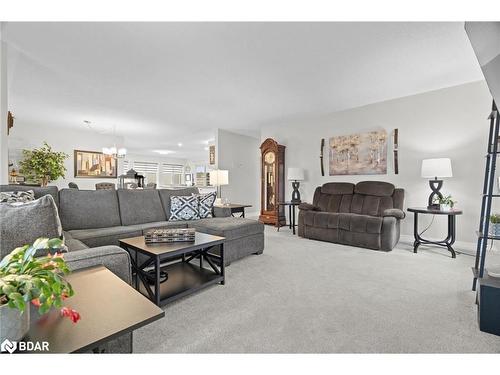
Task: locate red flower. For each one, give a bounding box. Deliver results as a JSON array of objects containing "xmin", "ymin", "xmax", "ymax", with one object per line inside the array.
[
  {"xmin": 31, "ymin": 298, "xmax": 41, "ymax": 307},
  {"xmin": 60, "ymin": 307, "xmax": 81, "ymax": 323}
]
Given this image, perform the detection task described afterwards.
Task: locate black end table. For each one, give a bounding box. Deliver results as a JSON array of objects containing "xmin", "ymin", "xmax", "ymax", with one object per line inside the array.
[
  {"xmin": 407, "ymin": 207, "xmax": 463, "ymax": 258},
  {"xmin": 213, "ymin": 203, "xmax": 252, "ymax": 218},
  {"xmin": 277, "ymin": 201, "xmax": 300, "ymax": 235}
]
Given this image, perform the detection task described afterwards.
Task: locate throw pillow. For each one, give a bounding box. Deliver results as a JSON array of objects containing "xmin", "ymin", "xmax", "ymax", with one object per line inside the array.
[
  {"xmin": 195, "ymin": 192, "xmax": 217, "ymax": 218},
  {"xmin": 0, "ymin": 195, "xmax": 63, "ymax": 259},
  {"xmin": 169, "ymin": 195, "xmax": 200, "ymax": 221},
  {"xmin": 0, "ymin": 190, "xmax": 35, "ymax": 204}
]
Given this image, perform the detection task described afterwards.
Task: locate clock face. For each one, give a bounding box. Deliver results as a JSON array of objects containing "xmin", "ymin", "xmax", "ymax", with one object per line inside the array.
[{"xmin": 264, "ymin": 152, "xmax": 275, "ymax": 164}]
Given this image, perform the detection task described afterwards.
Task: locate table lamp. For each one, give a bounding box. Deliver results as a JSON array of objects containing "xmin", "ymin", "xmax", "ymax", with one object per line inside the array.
[
  {"xmin": 209, "ymin": 169, "xmax": 229, "ymax": 205},
  {"xmin": 288, "ymin": 168, "xmax": 304, "ymax": 203},
  {"xmin": 421, "ymin": 158, "xmax": 453, "ymax": 209}
]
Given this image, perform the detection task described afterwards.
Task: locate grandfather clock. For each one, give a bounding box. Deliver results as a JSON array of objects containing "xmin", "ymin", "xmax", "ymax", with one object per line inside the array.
[{"xmin": 259, "ymin": 138, "xmax": 286, "ymax": 226}]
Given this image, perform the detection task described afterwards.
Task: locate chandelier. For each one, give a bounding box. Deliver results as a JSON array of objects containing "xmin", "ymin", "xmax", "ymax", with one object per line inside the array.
[
  {"xmin": 102, "ymin": 125, "xmax": 127, "ymax": 158},
  {"xmin": 102, "ymin": 146, "xmax": 127, "ymax": 158}
]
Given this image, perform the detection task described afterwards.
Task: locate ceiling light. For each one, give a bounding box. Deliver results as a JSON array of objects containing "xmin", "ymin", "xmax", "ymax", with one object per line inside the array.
[
  {"xmin": 102, "ymin": 125, "xmax": 126, "ymax": 158},
  {"xmin": 178, "ymin": 142, "xmax": 183, "ymax": 147},
  {"xmin": 153, "ymin": 150, "xmax": 175, "ymax": 155}
]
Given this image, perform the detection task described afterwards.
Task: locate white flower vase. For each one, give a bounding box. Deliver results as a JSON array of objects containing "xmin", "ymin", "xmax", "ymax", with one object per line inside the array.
[
  {"xmin": 440, "ymin": 204, "xmax": 452, "ymax": 211},
  {"xmin": 0, "ymin": 303, "xmax": 30, "ymax": 343}
]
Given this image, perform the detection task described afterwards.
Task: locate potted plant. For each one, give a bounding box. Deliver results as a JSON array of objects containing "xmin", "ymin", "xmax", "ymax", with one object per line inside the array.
[
  {"xmin": 433, "ymin": 195, "xmax": 457, "ymax": 211},
  {"xmin": 19, "ymin": 142, "xmax": 68, "ymax": 187},
  {"xmin": 0, "ymin": 238, "xmax": 80, "ymax": 343},
  {"xmin": 490, "ymin": 214, "xmax": 500, "ymax": 237}
]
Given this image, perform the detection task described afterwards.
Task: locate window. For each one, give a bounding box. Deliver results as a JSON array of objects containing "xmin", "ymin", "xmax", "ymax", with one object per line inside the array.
[
  {"xmin": 122, "ymin": 160, "xmax": 130, "ymax": 175},
  {"xmin": 133, "ymin": 161, "xmax": 159, "ymax": 185},
  {"xmin": 159, "ymin": 163, "xmax": 183, "ymax": 186}
]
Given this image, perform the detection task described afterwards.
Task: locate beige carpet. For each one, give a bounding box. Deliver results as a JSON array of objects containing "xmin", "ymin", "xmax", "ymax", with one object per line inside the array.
[{"xmin": 134, "ymin": 226, "xmax": 500, "ymax": 353}]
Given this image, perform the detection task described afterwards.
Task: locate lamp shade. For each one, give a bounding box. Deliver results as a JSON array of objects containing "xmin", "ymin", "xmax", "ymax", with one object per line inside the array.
[
  {"xmin": 421, "ymin": 158, "xmax": 453, "ymax": 178},
  {"xmin": 209, "ymin": 169, "xmax": 229, "ymax": 186},
  {"xmin": 288, "ymin": 168, "xmax": 304, "ymax": 181}
]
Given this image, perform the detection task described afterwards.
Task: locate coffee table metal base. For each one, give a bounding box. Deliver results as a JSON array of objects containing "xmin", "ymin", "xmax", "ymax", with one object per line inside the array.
[{"xmin": 124, "ymin": 244, "xmax": 225, "ymax": 306}]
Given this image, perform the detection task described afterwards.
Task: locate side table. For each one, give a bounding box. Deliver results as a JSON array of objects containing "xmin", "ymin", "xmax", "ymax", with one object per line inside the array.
[
  {"xmin": 213, "ymin": 203, "xmax": 252, "ymax": 218},
  {"xmin": 407, "ymin": 207, "xmax": 463, "ymax": 258},
  {"xmin": 277, "ymin": 201, "xmax": 300, "ymax": 235}
]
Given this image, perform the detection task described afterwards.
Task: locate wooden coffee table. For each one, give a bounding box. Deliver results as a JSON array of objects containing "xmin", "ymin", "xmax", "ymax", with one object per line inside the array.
[
  {"xmin": 119, "ymin": 232, "xmax": 225, "ymax": 306},
  {"xmin": 26, "ymin": 266, "xmax": 164, "ymax": 353}
]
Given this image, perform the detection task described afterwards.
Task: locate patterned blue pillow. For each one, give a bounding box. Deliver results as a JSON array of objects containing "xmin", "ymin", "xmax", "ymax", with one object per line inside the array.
[
  {"xmin": 169, "ymin": 195, "xmax": 200, "ymax": 221},
  {"xmin": 195, "ymin": 192, "xmax": 217, "ymax": 218}
]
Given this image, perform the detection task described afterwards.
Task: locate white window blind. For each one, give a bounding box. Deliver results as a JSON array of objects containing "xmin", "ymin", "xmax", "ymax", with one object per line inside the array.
[
  {"xmin": 161, "ymin": 164, "xmax": 184, "ymax": 174},
  {"xmin": 133, "ymin": 161, "xmax": 159, "ymax": 185},
  {"xmin": 159, "ymin": 163, "xmax": 184, "ymax": 186},
  {"xmin": 133, "ymin": 161, "xmax": 159, "ymax": 174}
]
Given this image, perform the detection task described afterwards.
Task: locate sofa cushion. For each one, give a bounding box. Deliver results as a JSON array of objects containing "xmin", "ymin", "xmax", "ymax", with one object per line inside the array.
[
  {"xmin": 338, "ymin": 213, "xmax": 383, "ymax": 234},
  {"xmin": 351, "ymin": 194, "xmax": 394, "ymax": 216},
  {"xmin": 321, "ymin": 182, "xmax": 355, "ymax": 195},
  {"xmin": 0, "ymin": 195, "xmax": 62, "ymax": 258},
  {"xmin": 0, "ymin": 189, "xmax": 35, "ymax": 203},
  {"xmin": 67, "ymin": 226, "xmax": 142, "ymax": 248},
  {"xmin": 117, "ymin": 189, "xmax": 166, "ymax": 226},
  {"xmin": 302, "ymin": 211, "xmax": 341, "ymax": 229},
  {"xmin": 169, "ymin": 195, "xmax": 200, "ymax": 221},
  {"xmin": 65, "ymin": 238, "xmax": 89, "ymax": 252},
  {"xmin": 354, "ymin": 181, "xmax": 395, "ymax": 197},
  {"xmin": 196, "ymin": 191, "xmax": 217, "ymax": 218},
  {"xmin": 188, "ymin": 217, "xmax": 264, "ymax": 241},
  {"xmin": 158, "ymin": 187, "xmax": 199, "ymax": 218},
  {"xmin": 59, "ymin": 189, "xmax": 121, "ymax": 230},
  {"xmin": 0, "ymin": 185, "xmax": 59, "ymax": 206}
]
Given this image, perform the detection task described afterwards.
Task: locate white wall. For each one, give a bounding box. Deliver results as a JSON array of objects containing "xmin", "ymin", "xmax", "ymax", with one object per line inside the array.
[
  {"xmin": 261, "ymin": 81, "xmax": 493, "ymax": 249},
  {"xmin": 217, "ymin": 129, "xmax": 260, "ymax": 216},
  {"xmin": 0, "ymin": 23, "xmax": 8, "ymax": 184},
  {"xmin": 8, "ymin": 122, "xmax": 124, "ymax": 190}
]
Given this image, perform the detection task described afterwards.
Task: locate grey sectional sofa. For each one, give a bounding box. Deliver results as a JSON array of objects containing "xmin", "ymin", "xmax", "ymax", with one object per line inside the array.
[
  {"xmin": 1, "ymin": 184, "xmax": 265, "ymax": 353},
  {"xmin": 0, "ymin": 185, "xmax": 264, "ymax": 266},
  {"xmin": 298, "ymin": 181, "xmax": 405, "ymax": 251}
]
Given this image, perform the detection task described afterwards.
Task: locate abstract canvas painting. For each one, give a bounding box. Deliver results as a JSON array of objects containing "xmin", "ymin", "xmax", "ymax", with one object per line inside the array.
[
  {"xmin": 329, "ymin": 129, "xmax": 387, "ymax": 175},
  {"xmin": 74, "ymin": 150, "xmax": 117, "ymax": 178}
]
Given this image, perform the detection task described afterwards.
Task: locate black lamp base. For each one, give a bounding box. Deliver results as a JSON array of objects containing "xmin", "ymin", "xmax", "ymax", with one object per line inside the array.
[
  {"xmin": 427, "ymin": 178, "xmax": 444, "ymax": 209},
  {"xmin": 291, "ymin": 180, "xmax": 301, "ymax": 203}
]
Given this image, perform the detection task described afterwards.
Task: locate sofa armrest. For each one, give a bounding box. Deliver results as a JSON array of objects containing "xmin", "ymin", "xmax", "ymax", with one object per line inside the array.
[
  {"xmin": 383, "ymin": 208, "xmax": 405, "ymax": 220},
  {"xmin": 298, "ymin": 203, "xmax": 319, "ymax": 211},
  {"xmin": 64, "ymin": 245, "xmax": 132, "ymax": 284},
  {"xmin": 213, "ymin": 206, "xmax": 232, "ymax": 218}
]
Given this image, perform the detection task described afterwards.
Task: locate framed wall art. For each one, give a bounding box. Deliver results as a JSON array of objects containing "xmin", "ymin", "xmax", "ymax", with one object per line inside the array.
[
  {"xmin": 329, "ymin": 129, "xmax": 387, "ymax": 176},
  {"xmin": 74, "ymin": 150, "xmax": 117, "ymax": 178}
]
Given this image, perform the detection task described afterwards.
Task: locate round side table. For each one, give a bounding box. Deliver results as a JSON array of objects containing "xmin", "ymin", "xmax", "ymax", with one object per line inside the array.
[{"xmin": 407, "ymin": 207, "xmax": 463, "ymax": 258}]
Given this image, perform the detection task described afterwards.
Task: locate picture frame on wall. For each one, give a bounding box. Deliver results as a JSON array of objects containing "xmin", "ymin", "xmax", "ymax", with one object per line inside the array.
[{"xmin": 74, "ymin": 150, "xmax": 117, "ymax": 178}]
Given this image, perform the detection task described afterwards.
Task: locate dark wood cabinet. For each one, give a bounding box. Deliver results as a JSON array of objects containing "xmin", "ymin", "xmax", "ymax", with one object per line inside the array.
[{"xmin": 259, "ymin": 138, "xmax": 286, "ymax": 226}]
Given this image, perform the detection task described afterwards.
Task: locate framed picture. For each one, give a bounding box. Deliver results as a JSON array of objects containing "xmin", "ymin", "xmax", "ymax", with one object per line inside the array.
[
  {"xmin": 209, "ymin": 145, "xmax": 216, "ymax": 165},
  {"xmin": 329, "ymin": 129, "xmax": 388, "ymax": 175},
  {"xmin": 74, "ymin": 150, "xmax": 117, "ymax": 178}
]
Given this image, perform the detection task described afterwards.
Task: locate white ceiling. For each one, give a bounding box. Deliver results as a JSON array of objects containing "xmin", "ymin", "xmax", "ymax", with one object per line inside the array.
[{"xmin": 4, "ymin": 22, "xmax": 483, "ymax": 160}]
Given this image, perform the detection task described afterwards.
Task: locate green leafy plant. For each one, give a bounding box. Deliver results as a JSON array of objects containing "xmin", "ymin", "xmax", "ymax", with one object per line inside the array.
[
  {"xmin": 433, "ymin": 194, "xmax": 456, "ymax": 208},
  {"xmin": 490, "ymin": 214, "xmax": 500, "ymax": 224},
  {"xmin": 0, "ymin": 238, "xmax": 79, "ymax": 322},
  {"xmin": 19, "ymin": 142, "xmax": 68, "ymax": 186}
]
